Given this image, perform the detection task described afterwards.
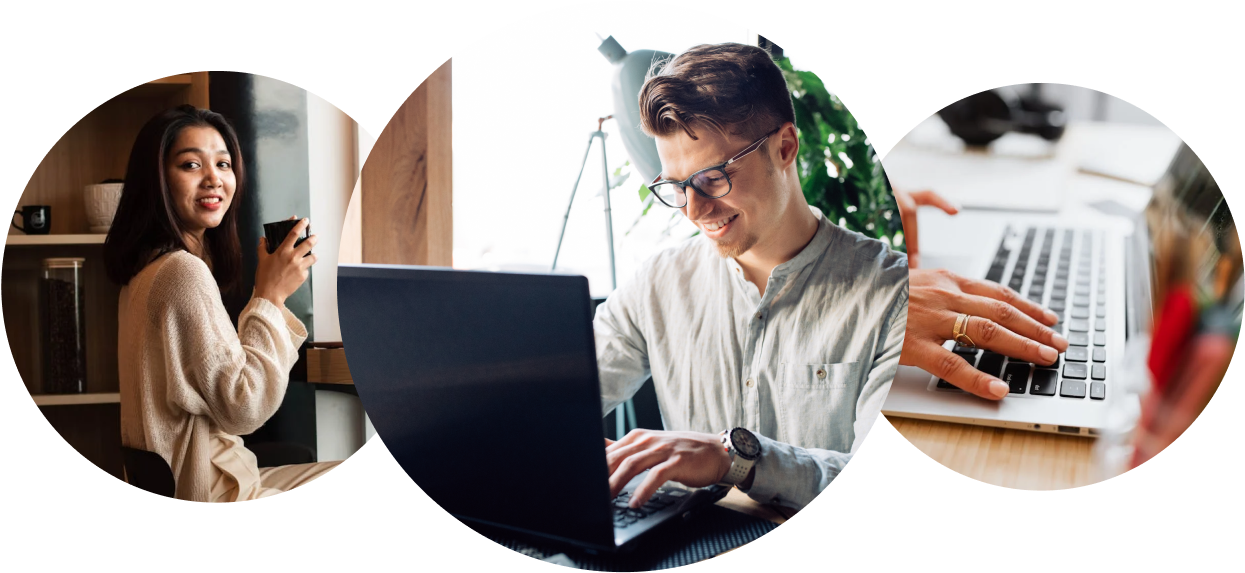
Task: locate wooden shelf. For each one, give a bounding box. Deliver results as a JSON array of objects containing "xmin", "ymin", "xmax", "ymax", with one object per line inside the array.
[
  {"xmin": 6, "ymin": 234, "xmax": 106, "ymax": 246},
  {"xmin": 33, "ymin": 393, "xmax": 120, "ymax": 406},
  {"xmin": 119, "ymin": 74, "xmax": 195, "ymax": 99}
]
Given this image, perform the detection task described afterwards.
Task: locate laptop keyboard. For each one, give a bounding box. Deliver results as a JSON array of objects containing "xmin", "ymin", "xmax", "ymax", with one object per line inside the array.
[
  {"xmin": 611, "ymin": 487, "xmax": 687, "ymax": 529},
  {"xmin": 940, "ymin": 227, "xmax": 1108, "ymax": 401}
]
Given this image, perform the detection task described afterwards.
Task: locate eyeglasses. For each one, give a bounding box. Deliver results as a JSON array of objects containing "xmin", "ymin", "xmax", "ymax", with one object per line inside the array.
[{"xmin": 646, "ymin": 128, "xmax": 778, "ymax": 209}]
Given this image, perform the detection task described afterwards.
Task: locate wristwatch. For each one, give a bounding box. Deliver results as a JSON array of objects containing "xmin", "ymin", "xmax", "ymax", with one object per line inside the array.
[{"xmin": 718, "ymin": 427, "xmax": 762, "ymax": 487}]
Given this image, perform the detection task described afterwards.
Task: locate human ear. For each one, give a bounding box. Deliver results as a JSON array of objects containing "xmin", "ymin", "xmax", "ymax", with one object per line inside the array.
[{"xmin": 775, "ymin": 122, "xmax": 799, "ymax": 169}]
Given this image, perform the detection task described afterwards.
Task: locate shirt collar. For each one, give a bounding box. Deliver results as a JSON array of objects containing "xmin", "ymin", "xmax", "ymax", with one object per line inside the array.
[{"xmin": 726, "ymin": 206, "xmax": 836, "ymax": 280}]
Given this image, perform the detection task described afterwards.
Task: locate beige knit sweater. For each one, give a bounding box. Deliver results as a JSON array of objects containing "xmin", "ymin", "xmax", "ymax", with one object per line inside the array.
[{"xmin": 118, "ymin": 250, "xmax": 307, "ymax": 502}]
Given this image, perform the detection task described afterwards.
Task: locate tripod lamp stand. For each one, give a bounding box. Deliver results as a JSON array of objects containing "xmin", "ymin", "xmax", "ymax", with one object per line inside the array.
[{"xmin": 550, "ymin": 116, "xmax": 637, "ymax": 439}]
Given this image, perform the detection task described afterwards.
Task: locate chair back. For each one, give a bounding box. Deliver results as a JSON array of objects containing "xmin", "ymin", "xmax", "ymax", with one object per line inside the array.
[{"xmin": 120, "ymin": 447, "xmax": 175, "ymax": 498}]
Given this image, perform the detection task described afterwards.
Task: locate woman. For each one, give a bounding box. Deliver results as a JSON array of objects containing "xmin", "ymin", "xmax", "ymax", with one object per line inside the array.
[{"xmin": 105, "ymin": 105, "xmax": 337, "ymax": 502}]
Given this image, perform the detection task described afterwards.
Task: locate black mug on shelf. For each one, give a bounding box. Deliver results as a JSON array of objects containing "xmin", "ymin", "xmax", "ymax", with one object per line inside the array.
[
  {"xmin": 263, "ymin": 219, "xmax": 310, "ymax": 255},
  {"xmin": 12, "ymin": 205, "xmax": 51, "ymax": 235}
]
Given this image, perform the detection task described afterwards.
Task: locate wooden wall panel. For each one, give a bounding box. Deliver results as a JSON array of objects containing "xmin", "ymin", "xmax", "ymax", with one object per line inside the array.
[
  {"xmin": 359, "ymin": 60, "xmax": 452, "ymax": 265},
  {"xmin": 11, "ymin": 74, "xmax": 209, "ymax": 236},
  {"xmin": 424, "ymin": 61, "xmax": 453, "ymax": 267}
]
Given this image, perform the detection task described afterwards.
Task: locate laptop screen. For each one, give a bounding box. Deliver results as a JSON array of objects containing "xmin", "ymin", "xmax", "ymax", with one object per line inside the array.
[
  {"xmin": 338, "ymin": 265, "xmax": 616, "ymax": 549},
  {"xmin": 1134, "ymin": 143, "xmax": 1243, "ymax": 335}
]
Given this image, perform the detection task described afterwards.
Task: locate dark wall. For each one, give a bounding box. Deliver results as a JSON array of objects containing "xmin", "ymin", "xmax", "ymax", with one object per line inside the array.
[{"xmin": 209, "ymin": 72, "xmax": 318, "ymax": 462}]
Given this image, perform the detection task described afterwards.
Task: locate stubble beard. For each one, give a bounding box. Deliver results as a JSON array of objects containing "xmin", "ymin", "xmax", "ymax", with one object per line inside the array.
[{"xmin": 711, "ymin": 231, "xmax": 758, "ymax": 259}]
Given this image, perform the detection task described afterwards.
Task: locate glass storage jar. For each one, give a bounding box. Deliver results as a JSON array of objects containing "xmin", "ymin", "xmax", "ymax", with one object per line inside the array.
[{"xmin": 40, "ymin": 257, "xmax": 86, "ymax": 393}]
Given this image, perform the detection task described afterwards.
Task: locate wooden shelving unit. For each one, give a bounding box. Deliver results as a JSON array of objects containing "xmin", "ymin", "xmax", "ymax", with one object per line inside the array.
[
  {"xmin": 6, "ymin": 234, "xmax": 106, "ymax": 246},
  {"xmin": 3, "ymin": 72, "xmax": 209, "ymax": 479},
  {"xmin": 33, "ymin": 393, "xmax": 121, "ymax": 406}
]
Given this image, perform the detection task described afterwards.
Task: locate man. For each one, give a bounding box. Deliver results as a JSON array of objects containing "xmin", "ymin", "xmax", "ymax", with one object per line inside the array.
[{"xmin": 595, "ymin": 43, "xmax": 908, "ymax": 511}]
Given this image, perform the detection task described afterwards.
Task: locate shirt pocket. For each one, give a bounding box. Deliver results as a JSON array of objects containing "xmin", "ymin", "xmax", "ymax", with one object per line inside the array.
[
  {"xmin": 777, "ymin": 361, "xmax": 861, "ymax": 449},
  {"xmin": 781, "ymin": 361, "xmax": 857, "ymax": 390}
]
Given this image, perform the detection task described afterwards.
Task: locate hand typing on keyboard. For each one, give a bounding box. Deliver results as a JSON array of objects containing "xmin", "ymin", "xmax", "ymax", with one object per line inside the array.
[
  {"xmin": 604, "ymin": 430, "xmax": 732, "ymax": 509},
  {"xmin": 902, "ymin": 268, "xmax": 1069, "ymax": 399}
]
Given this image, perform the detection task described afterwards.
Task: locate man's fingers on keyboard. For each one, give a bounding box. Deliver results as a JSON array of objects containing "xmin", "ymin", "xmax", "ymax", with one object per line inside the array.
[
  {"xmin": 960, "ymin": 276, "xmax": 1059, "ymax": 326},
  {"xmin": 605, "ymin": 441, "xmax": 646, "ymax": 475},
  {"xmin": 630, "ymin": 460, "xmax": 676, "ymax": 508},
  {"xmin": 931, "ymin": 346, "xmax": 1008, "ymax": 399},
  {"xmin": 608, "ymin": 449, "xmax": 663, "ymax": 499},
  {"xmin": 968, "ymin": 316, "xmax": 1060, "ymax": 367}
]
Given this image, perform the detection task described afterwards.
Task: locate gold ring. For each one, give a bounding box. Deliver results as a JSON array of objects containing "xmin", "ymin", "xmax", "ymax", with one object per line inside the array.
[{"xmin": 953, "ymin": 313, "xmax": 976, "ymax": 348}]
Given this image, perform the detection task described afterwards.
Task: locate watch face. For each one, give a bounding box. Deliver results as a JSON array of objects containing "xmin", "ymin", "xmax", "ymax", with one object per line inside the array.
[{"xmin": 731, "ymin": 428, "xmax": 761, "ymax": 459}]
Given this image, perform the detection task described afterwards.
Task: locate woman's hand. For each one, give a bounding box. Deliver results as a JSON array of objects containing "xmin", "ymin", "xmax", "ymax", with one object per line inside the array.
[
  {"xmin": 255, "ymin": 217, "xmax": 317, "ymax": 306},
  {"xmin": 895, "ymin": 188, "xmax": 959, "ymax": 269},
  {"xmin": 902, "ymin": 268, "xmax": 1069, "ymax": 399}
]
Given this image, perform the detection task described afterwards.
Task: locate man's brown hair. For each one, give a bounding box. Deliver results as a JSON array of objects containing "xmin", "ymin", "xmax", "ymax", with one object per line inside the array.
[{"xmin": 639, "ymin": 43, "xmax": 795, "ymax": 143}]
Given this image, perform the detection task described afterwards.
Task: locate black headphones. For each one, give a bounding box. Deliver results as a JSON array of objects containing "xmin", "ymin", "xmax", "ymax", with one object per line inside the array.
[{"xmin": 937, "ymin": 87, "xmax": 1067, "ymax": 147}]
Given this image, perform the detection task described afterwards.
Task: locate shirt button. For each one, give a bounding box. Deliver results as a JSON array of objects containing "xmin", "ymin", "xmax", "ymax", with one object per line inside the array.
[
  {"xmin": 816, "ymin": 369, "xmax": 827, "ymax": 379},
  {"xmin": 755, "ymin": 313, "xmax": 763, "ymax": 320},
  {"xmin": 745, "ymin": 378, "xmax": 755, "ymax": 388}
]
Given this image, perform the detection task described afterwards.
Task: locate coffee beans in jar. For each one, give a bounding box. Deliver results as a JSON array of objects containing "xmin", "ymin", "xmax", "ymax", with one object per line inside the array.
[{"xmin": 40, "ymin": 258, "xmax": 86, "ymax": 394}]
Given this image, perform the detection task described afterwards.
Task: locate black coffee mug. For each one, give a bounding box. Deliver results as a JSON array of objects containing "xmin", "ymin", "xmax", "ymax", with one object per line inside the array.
[
  {"xmin": 263, "ymin": 219, "xmax": 310, "ymax": 255},
  {"xmin": 12, "ymin": 205, "xmax": 51, "ymax": 235}
]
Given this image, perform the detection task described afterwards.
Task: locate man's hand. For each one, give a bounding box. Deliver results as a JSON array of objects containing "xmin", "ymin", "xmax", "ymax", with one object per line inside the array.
[
  {"xmin": 895, "ymin": 188, "xmax": 959, "ymax": 269},
  {"xmin": 605, "ymin": 429, "xmax": 732, "ymax": 508}
]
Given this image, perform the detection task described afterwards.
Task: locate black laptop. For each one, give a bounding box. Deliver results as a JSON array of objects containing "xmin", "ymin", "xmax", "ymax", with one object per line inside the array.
[{"xmin": 337, "ymin": 265, "xmax": 728, "ymax": 552}]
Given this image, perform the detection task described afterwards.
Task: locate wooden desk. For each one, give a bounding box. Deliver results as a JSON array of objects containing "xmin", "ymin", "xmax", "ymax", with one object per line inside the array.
[
  {"xmin": 888, "ymin": 416, "xmax": 1097, "ymax": 490},
  {"xmin": 716, "ymin": 488, "xmax": 791, "ymax": 524}
]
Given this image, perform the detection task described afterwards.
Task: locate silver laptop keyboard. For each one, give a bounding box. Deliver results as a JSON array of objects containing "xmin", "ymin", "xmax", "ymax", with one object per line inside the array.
[{"xmin": 938, "ymin": 226, "xmax": 1107, "ymax": 400}]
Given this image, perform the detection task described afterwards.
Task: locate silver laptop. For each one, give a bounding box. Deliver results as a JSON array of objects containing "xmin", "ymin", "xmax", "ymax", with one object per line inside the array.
[{"xmin": 884, "ymin": 144, "xmax": 1227, "ymax": 436}]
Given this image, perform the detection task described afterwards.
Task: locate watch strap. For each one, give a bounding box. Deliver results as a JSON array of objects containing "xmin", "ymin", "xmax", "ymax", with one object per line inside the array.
[{"xmin": 718, "ymin": 428, "xmax": 759, "ymax": 486}]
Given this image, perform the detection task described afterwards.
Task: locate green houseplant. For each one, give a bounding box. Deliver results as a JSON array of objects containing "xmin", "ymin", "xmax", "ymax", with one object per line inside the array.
[
  {"xmin": 778, "ymin": 57, "xmax": 903, "ymax": 249},
  {"xmin": 628, "ymin": 57, "xmax": 904, "ymax": 250}
]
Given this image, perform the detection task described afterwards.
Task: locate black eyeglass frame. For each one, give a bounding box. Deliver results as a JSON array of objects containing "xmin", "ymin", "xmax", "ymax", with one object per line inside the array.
[{"xmin": 645, "ymin": 127, "xmax": 781, "ymax": 209}]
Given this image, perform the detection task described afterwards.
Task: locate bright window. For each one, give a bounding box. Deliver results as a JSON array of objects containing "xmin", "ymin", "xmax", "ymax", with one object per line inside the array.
[{"xmin": 453, "ymin": 4, "xmax": 811, "ymax": 297}]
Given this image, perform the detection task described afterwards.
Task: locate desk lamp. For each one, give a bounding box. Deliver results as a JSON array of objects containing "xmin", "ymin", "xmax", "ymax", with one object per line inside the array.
[{"xmin": 596, "ymin": 36, "xmax": 671, "ymax": 184}]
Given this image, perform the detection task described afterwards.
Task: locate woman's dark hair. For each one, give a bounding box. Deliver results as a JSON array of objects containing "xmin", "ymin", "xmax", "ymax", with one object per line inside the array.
[{"xmin": 104, "ymin": 105, "xmax": 246, "ymax": 292}]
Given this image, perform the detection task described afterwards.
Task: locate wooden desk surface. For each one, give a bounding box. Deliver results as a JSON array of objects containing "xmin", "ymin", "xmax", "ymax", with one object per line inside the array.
[
  {"xmin": 716, "ymin": 488, "xmax": 791, "ymax": 524},
  {"xmin": 888, "ymin": 416, "xmax": 1098, "ymax": 490}
]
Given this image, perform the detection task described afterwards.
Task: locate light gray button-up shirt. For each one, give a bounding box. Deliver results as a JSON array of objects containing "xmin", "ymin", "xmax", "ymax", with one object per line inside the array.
[{"xmin": 594, "ymin": 207, "xmax": 908, "ymax": 510}]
